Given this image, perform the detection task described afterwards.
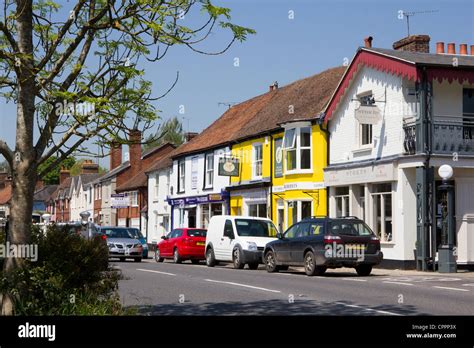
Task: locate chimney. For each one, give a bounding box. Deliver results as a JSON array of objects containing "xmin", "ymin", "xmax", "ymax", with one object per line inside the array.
[
  {"xmin": 184, "ymin": 132, "xmax": 198, "ymax": 143},
  {"xmin": 471, "ymin": 45, "xmax": 474, "ymax": 56},
  {"xmin": 80, "ymin": 159, "xmax": 99, "ymax": 174},
  {"xmin": 110, "ymin": 142, "xmax": 122, "ymax": 170},
  {"xmin": 436, "ymin": 42, "xmax": 445, "ymax": 54},
  {"xmin": 393, "ymin": 35, "xmax": 430, "ymax": 53},
  {"xmin": 35, "ymin": 179, "xmax": 44, "ymax": 191},
  {"xmin": 59, "ymin": 167, "xmax": 70, "ymax": 184},
  {"xmin": 447, "ymin": 43, "xmax": 456, "ymax": 54},
  {"xmin": 364, "ymin": 36, "xmax": 373, "ymax": 48},
  {"xmin": 129, "ymin": 129, "xmax": 142, "ymax": 176},
  {"xmin": 459, "ymin": 43, "xmax": 468, "ymax": 55},
  {"xmin": 269, "ymin": 81, "xmax": 279, "ymax": 91}
]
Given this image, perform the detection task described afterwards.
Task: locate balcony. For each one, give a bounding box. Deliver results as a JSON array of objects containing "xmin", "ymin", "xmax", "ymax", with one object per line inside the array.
[{"xmin": 403, "ymin": 115, "xmax": 474, "ymax": 156}]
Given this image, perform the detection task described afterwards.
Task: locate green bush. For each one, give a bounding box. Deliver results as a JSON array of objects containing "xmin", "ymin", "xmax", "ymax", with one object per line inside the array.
[{"xmin": 0, "ymin": 225, "xmax": 126, "ymax": 315}]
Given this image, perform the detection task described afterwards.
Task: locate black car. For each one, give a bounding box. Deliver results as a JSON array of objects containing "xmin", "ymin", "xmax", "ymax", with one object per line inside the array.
[{"xmin": 263, "ymin": 217, "xmax": 383, "ymax": 276}]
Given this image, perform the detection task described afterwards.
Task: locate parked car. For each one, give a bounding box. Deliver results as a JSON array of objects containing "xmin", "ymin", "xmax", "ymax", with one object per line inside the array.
[
  {"xmin": 205, "ymin": 215, "xmax": 278, "ymax": 270},
  {"xmin": 125, "ymin": 227, "xmax": 149, "ymax": 258},
  {"xmin": 155, "ymin": 228, "xmax": 207, "ymax": 264},
  {"xmin": 56, "ymin": 222, "xmax": 104, "ymax": 240},
  {"xmin": 263, "ymin": 217, "xmax": 383, "ymax": 276},
  {"xmin": 98, "ymin": 226, "xmax": 144, "ymax": 262}
]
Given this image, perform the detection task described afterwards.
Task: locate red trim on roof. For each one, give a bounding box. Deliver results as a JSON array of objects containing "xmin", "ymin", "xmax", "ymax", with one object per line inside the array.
[
  {"xmin": 324, "ymin": 50, "xmax": 419, "ymax": 122},
  {"xmin": 427, "ymin": 68, "xmax": 474, "ymax": 84}
]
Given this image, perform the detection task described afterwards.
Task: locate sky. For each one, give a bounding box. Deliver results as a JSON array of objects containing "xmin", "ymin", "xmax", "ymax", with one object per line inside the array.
[{"xmin": 0, "ymin": 0, "xmax": 473, "ymax": 168}]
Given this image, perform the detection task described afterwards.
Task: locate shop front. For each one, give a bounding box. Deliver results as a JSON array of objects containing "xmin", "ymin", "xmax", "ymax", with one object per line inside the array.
[
  {"xmin": 168, "ymin": 191, "xmax": 229, "ymax": 229},
  {"xmin": 229, "ymin": 185, "xmax": 270, "ymax": 218}
]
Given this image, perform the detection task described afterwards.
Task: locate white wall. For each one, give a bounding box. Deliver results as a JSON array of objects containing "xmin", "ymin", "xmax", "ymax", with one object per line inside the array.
[
  {"xmin": 329, "ymin": 66, "xmax": 415, "ymax": 165},
  {"xmin": 147, "ymin": 167, "xmax": 172, "ymax": 244},
  {"xmin": 170, "ymin": 147, "xmax": 231, "ymax": 198}
]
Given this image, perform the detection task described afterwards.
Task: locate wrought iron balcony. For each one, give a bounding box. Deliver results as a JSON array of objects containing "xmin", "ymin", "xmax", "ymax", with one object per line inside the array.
[{"xmin": 404, "ymin": 115, "xmax": 474, "ymax": 155}]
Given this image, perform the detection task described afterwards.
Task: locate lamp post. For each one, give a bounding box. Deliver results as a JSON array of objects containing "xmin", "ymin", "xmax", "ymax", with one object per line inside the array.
[
  {"xmin": 438, "ymin": 165, "xmax": 456, "ymax": 273},
  {"xmin": 80, "ymin": 211, "xmax": 92, "ymax": 240}
]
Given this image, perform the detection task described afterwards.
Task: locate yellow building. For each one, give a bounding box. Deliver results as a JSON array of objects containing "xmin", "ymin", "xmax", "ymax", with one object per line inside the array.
[{"xmin": 227, "ymin": 66, "xmax": 346, "ymax": 232}]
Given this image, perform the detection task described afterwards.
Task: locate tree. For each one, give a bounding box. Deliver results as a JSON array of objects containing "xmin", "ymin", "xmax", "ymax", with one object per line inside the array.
[
  {"xmin": 37, "ymin": 156, "xmax": 76, "ymax": 185},
  {"xmin": 0, "ymin": 0, "xmax": 254, "ymax": 315},
  {"xmin": 143, "ymin": 116, "xmax": 185, "ymax": 151}
]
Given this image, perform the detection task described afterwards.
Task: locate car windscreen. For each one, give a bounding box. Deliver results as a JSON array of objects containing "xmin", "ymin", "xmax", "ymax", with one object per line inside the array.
[
  {"xmin": 329, "ymin": 221, "xmax": 374, "ymax": 237},
  {"xmin": 187, "ymin": 229, "xmax": 207, "ymax": 237},
  {"xmin": 127, "ymin": 228, "xmax": 144, "ymax": 239},
  {"xmin": 234, "ymin": 219, "xmax": 277, "ymax": 238},
  {"xmin": 102, "ymin": 228, "xmax": 134, "ymax": 239}
]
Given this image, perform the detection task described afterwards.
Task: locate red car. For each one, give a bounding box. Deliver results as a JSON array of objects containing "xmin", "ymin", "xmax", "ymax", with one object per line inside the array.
[{"xmin": 155, "ymin": 228, "xmax": 207, "ymax": 264}]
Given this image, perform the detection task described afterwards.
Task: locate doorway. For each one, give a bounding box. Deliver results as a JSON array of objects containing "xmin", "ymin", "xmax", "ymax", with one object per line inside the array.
[{"xmin": 187, "ymin": 208, "xmax": 196, "ymax": 228}]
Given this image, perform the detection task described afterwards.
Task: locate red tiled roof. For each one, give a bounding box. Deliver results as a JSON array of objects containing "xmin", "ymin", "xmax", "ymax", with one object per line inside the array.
[{"xmin": 171, "ymin": 66, "xmax": 346, "ymax": 158}]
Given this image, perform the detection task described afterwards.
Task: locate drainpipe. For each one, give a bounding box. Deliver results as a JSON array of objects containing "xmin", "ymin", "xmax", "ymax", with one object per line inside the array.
[
  {"xmin": 269, "ymin": 132, "xmax": 274, "ymax": 221},
  {"xmin": 319, "ymin": 116, "xmax": 330, "ymax": 217}
]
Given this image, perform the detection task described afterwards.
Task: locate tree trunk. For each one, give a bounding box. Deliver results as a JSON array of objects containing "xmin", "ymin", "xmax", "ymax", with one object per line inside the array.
[{"xmin": 1, "ymin": 0, "xmax": 36, "ymax": 316}]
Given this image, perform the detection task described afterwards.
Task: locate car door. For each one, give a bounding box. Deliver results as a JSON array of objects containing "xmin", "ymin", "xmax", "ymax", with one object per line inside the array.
[
  {"xmin": 162, "ymin": 230, "xmax": 176, "ymax": 256},
  {"xmin": 216, "ymin": 219, "xmax": 235, "ymax": 261},
  {"xmin": 291, "ymin": 221, "xmax": 325, "ymax": 263},
  {"xmin": 274, "ymin": 223, "xmax": 300, "ymax": 263}
]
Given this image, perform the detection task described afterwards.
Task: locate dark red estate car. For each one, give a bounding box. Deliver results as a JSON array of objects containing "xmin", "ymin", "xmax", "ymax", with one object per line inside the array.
[{"xmin": 155, "ymin": 228, "xmax": 207, "ymax": 264}]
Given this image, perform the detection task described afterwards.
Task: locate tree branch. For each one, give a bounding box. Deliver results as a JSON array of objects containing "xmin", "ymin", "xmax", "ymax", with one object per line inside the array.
[{"xmin": 0, "ymin": 139, "xmax": 13, "ymax": 167}]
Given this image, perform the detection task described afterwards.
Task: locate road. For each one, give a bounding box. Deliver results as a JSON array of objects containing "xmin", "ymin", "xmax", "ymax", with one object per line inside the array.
[{"xmin": 115, "ymin": 258, "xmax": 474, "ymax": 316}]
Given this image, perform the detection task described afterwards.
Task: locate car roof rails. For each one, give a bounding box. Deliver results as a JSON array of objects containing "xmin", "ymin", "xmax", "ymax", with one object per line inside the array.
[
  {"xmin": 302, "ymin": 215, "xmax": 328, "ymax": 220},
  {"xmin": 337, "ymin": 216, "xmax": 363, "ymax": 220}
]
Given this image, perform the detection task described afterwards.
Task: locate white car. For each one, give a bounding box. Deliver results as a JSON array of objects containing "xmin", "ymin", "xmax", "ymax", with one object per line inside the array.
[{"xmin": 205, "ymin": 215, "xmax": 278, "ymax": 269}]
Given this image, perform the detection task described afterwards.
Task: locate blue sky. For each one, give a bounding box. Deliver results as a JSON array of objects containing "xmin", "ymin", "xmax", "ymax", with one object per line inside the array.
[{"xmin": 0, "ymin": 0, "xmax": 473, "ymax": 167}]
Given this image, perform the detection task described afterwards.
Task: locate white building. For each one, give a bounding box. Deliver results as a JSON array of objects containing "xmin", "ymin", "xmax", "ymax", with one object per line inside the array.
[
  {"xmin": 169, "ymin": 146, "xmax": 231, "ymax": 229},
  {"xmin": 146, "ymin": 157, "xmax": 173, "ymax": 244},
  {"xmin": 323, "ymin": 35, "xmax": 474, "ymax": 269},
  {"xmin": 68, "ymin": 161, "xmax": 101, "ymax": 222}
]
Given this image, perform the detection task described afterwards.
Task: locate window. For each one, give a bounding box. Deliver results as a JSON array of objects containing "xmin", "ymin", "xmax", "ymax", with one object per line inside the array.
[
  {"xmin": 201, "ymin": 204, "xmax": 210, "ymax": 228},
  {"xmin": 283, "ymin": 126, "xmax": 312, "ymax": 173},
  {"xmin": 205, "ymin": 153, "xmax": 214, "ymax": 188},
  {"xmin": 463, "ymin": 88, "xmax": 474, "ymax": 140},
  {"xmin": 235, "ymin": 219, "xmax": 277, "ymax": 237},
  {"xmin": 130, "ymin": 191, "xmax": 138, "ymax": 207},
  {"xmin": 178, "ymin": 160, "xmax": 185, "ymax": 192},
  {"xmin": 335, "ymin": 187, "xmax": 349, "ymax": 217},
  {"xmin": 252, "ymin": 143, "xmax": 263, "ymax": 178},
  {"xmin": 89, "ymin": 188, "xmax": 92, "ymax": 203},
  {"xmin": 154, "ymin": 174, "xmax": 159, "ymax": 199},
  {"xmin": 284, "ymin": 223, "xmax": 300, "ymax": 239},
  {"xmin": 224, "ymin": 220, "xmax": 235, "ymax": 238},
  {"xmin": 372, "ymin": 183, "xmax": 392, "ymax": 242},
  {"xmin": 358, "ymin": 93, "xmax": 374, "ymax": 146},
  {"xmin": 166, "ymin": 171, "xmax": 171, "ymax": 195},
  {"xmin": 248, "ymin": 203, "xmax": 267, "ymax": 218}
]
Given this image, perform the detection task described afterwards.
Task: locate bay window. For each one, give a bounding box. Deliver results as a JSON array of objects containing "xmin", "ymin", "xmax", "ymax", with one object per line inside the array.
[{"xmin": 283, "ymin": 126, "xmax": 312, "ymax": 173}]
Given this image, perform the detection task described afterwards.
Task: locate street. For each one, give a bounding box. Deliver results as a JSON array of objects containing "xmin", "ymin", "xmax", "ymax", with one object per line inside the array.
[{"xmin": 116, "ymin": 258, "xmax": 474, "ymax": 316}]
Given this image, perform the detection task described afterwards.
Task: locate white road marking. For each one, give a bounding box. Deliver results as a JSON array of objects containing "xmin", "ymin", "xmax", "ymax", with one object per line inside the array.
[
  {"xmin": 383, "ymin": 281, "xmax": 414, "ymax": 286},
  {"xmin": 136, "ymin": 268, "xmax": 176, "ymax": 276},
  {"xmin": 462, "ymin": 283, "xmax": 474, "ymax": 287},
  {"xmin": 433, "ymin": 286, "xmax": 469, "ymax": 292},
  {"xmin": 334, "ymin": 302, "xmax": 402, "ymax": 316},
  {"xmin": 342, "ymin": 278, "xmax": 367, "ymax": 282},
  {"xmin": 204, "ymin": 279, "xmax": 281, "ymax": 293}
]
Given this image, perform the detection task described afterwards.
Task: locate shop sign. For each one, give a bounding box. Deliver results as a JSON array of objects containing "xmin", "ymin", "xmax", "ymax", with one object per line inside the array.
[
  {"xmin": 111, "ymin": 194, "xmax": 129, "ymax": 208},
  {"xmin": 218, "ymin": 157, "xmax": 240, "ymax": 176},
  {"xmin": 274, "ymin": 138, "xmax": 283, "ymax": 178},
  {"xmin": 355, "ymin": 105, "xmax": 381, "ymax": 125}
]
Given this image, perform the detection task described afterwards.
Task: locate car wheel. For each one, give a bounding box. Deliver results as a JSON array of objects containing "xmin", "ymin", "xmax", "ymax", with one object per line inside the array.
[
  {"xmin": 134, "ymin": 257, "xmax": 142, "ymax": 263},
  {"xmin": 191, "ymin": 259, "xmax": 200, "ymax": 264},
  {"xmin": 247, "ymin": 263, "xmax": 259, "ymax": 270},
  {"xmin": 304, "ymin": 251, "xmax": 326, "ymax": 276},
  {"xmin": 173, "ymin": 248, "xmax": 182, "ymax": 264},
  {"xmin": 264, "ymin": 251, "xmax": 279, "ymax": 273},
  {"xmin": 206, "ymin": 247, "xmax": 216, "ymax": 267},
  {"xmin": 119, "ymin": 257, "xmax": 126, "ymax": 262},
  {"xmin": 355, "ymin": 265, "xmax": 372, "ymax": 276},
  {"xmin": 232, "ymin": 248, "xmax": 245, "ymax": 269},
  {"xmin": 155, "ymin": 248, "xmax": 164, "ymax": 263}
]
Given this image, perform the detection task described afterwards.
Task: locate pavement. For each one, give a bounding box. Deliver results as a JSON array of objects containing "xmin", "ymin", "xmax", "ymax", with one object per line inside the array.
[{"xmin": 115, "ymin": 257, "xmax": 474, "ymax": 316}]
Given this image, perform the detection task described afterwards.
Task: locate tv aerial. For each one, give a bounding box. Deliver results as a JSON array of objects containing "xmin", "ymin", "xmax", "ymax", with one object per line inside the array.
[
  {"xmin": 400, "ymin": 9, "xmax": 439, "ymax": 36},
  {"xmin": 218, "ymin": 102, "xmax": 238, "ymax": 109}
]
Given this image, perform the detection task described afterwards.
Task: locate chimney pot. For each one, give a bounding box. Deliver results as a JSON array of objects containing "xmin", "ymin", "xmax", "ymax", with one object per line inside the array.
[
  {"xmin": 436, "ymin": 42, "xmax": 445, "ymax": 54},
  {"xmin": 447, "ymin": 43, "xmax": 456, "ymax": 54},
  {"xmin": 470, "ymin": 45, "xmax": 474, "ymax": 56},
  {"xmin": 460, "ymin": 43, "xmax": 468, "ymax": 55},
  {"xmin": 364, "ymin": 36, "xmax": 373, "ymax": 48}
]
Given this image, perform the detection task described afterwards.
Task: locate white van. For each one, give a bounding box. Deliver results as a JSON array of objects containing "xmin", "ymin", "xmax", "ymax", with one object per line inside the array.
[{"xmin": 205, "ymin": 215, "xmax": 278, "ymax": 269}]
